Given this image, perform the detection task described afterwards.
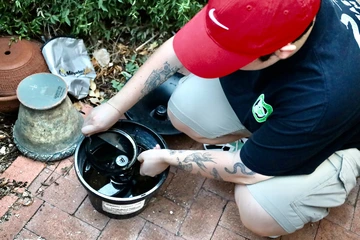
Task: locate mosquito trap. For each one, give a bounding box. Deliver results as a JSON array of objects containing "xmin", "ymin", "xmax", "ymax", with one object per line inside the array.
[
  {"xmin": 125, "ymin": 72, "xmax": 184, "ymax": 135},
  {"xmin": 74, "ymin": 119, "xmax": 169, "ymax": 219}
]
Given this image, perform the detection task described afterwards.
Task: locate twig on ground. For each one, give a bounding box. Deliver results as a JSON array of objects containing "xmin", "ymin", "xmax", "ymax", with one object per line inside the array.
[{"xmin": 135, "ymin": 34, "xmax": 158, "ymax": 52}]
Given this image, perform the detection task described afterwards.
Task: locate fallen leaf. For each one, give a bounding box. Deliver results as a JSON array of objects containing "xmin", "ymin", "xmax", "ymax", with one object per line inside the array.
[
  {"xmin": 90, "ymin": 79, "xmax": 97, "ymax": 91},
  {"xmin": 139, "ymin": 50, "xmax": 148, "ymax": 55},
  {"xmin": 115, "ymin": 65, "xmax": 123, "ymax": 72},
  {"xmin": 73, "ymin": 102, "xmax": 83, "ymax": 111},
  {"xmin": 0, "ymin": 178, "xmax": 9, "ymax": 187},
  {"xmin": 89, "ymin": 89, "xmax": 100, "ymax": 98},
  {"xmin": 89, "ymin": 97, "xmax": 101, "ymax": 105},
  {"xmin": 84, "ymin": 66, "xmax": 93, "ymax": 75},
  {"xmin": 0, "ymin": 146, "xmax": 7, "ymax": 155}
]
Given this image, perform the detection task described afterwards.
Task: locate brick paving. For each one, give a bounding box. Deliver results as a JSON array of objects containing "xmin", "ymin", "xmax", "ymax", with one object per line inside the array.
[{"xmin": 1, "ymin": 109, "xmax": 360, "ymax": 239}]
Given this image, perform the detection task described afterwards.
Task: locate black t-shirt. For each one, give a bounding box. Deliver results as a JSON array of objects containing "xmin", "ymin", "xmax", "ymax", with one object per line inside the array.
[{"xmin": 220, "ymin": 0, "xmax": 360, "ymax": 176}]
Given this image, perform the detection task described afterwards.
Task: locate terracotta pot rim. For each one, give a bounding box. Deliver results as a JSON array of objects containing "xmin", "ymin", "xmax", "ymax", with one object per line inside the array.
[{"xmin": 0, "ymin": 94, "xmax": 17, "ymax": 101}]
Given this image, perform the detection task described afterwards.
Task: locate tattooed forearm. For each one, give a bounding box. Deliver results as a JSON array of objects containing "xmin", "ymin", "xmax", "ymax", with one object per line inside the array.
[
  {"xmin": 183, "ymin": 153, "xmax": 215, "ymax": 171},
  {"xmin": 177, "ymin": 157, "xmax": 193, "ymax": 172},
  {"xmin": 168, "ymin": 150, "xmax": 184, "ymax": 155},
  {"xmin": 210, "ymin": 168, "xmax": 223, "ymax": 181},
  {"xmin": 225, "ymin": 162, "xmax": 255, "ymax": 175},
  {"xmin": 140, "ymin": 62, "xmax": 179, "ymax": 98}
]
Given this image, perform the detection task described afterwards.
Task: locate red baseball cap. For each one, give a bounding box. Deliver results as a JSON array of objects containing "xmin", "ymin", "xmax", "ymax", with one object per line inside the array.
[{"xmin": 173, "ymin": 0, "xmax": 320, "ymax": 78}]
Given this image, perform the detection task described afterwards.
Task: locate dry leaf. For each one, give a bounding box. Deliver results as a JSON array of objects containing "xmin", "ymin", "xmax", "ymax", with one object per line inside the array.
[
  {"xmin": 73, "ymin": 102, "xmax": 83, "ymax": 111},
  {"xmin": 139, "ymin": 50, "xmax": 148, "ymax": 55},
  {"xmin": 89, "ymin": 89, "xmax": 100, "ymax": 98},
  {"xmin": 89, "ymin": 97, "xmax": 101, "ymax": 105},
  {"xmin": 91, "ymin": 58, "xmax": 100, "ymax": 68},
  {"xmin": 117, "ymin": 43, "xmax": 128, "ymax": 51},
  {"xmin": 90, "ymin": 79, "xmax": 97, "ymax": 91},
  {"xmin": 117, "ymin": 43, "xmax": 130, "ymax": 55},
  {"xmin": 84, "ymin": 66, "xmax": 93, "ymax": 75},
  {"xmin": 115, "ymin": 65, "xmax": 123, "ymax": 72},
  {"xmin": 0, "ymin": 178, "xmax": 9, "ymax": 187}
]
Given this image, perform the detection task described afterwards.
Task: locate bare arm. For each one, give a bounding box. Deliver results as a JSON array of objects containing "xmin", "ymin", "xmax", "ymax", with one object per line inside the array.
[{"xmin": 82, "ymin": 36, "xmax": 184, "ymax": 135}]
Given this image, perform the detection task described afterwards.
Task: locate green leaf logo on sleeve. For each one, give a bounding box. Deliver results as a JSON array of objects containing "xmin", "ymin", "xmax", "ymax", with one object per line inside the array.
[{"xmin": 252, "ymin": 94, "xmax": 273, "ymax": 123}]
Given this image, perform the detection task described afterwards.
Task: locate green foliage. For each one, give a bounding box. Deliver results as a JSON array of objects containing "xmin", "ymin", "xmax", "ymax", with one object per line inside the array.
[
  {"xmin": 121, "ymin": 53, "xmax": 148, "ymax": 79},
  {"xmin": 110, "ymin": 79, "xmax": 125, "ymax": 91},
  {"xmin": 0, "ymin": 0, "xmax": 206, "ymax": 42}
]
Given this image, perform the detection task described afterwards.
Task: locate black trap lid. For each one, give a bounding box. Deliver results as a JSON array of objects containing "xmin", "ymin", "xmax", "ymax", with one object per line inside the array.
[{"xmin": 125, "ymin": 72, "xmax": 184, "ymax": 135}]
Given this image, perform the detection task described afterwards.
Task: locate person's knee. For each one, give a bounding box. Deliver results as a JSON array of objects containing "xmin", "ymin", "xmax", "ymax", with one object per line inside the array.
[
  {"xmin": 167, "ymin": 109, "xmax": 206, "ymax": 141},
  {"xmin": 234, "ymin": 185, "xmax": 287, "ymax": 237}
]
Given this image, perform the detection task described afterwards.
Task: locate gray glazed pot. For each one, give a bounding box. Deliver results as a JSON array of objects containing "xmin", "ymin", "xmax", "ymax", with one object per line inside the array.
[{"xmin": 13, "ymin": 73, "xmax": 84, "ymax": 161}]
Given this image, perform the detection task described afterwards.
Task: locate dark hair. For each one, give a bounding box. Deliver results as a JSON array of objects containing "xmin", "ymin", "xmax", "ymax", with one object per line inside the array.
[{"xmin": 259, "ymin": 21, "xmax": 315, "ymax": 62}]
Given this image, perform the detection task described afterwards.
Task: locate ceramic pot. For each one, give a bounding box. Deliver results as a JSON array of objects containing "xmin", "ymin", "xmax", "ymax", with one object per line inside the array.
[
  {"xmin": 0, "ymin": 37, "xmax": 49, "ymax": 96},
  {"xmin": 13, "ymin": 73, "xmax": 84, "ymax": 161}
]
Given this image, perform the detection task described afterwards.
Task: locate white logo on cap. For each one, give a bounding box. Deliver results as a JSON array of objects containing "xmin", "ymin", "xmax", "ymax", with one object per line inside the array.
[{"xmin": 209, "ymin": 8, "xmax": 229, "ymax": 30}]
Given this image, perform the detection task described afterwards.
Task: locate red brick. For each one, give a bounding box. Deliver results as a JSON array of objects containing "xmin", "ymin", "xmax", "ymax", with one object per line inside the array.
[
  {"xmin": 38, "ymin": 173, "xmax": 87, "ymax": 214},
  {"xmin": 170, "ymin": 166, "xmax": 178, "ymax": 174},
  {"xmin": 0, "ymin": 197, "xmax": 44, "ymax": 240},
  {"xmin": 14, "ymin": 228, "xmax": 41, "ymax": 240},
  {"xmin": 45, "ymin": 161, "xmax": 60, "ymax": 171},
  {"xmin": 27, "ymin": 168, "xmax": 55, "ymax": 196},
  {"xmin": 202, "ymin": 178, "xmax": 235, "ymax": 201},
  {"xmin": 2, "ymin": 156, "xmax": 46, "ymax": 184},
  {"xmin": 98, "ymin": 216, "xmax": 146, "ymax": 240},
  {"xmin": 138, "ymin": 222, "xmax": 185, "ymax": 240},
  {"xmin": 316, "ymin": 219, "xmax": 360, "ymax": 240},
  {"xmin": 5, "ymin": 118, "xmax": 360, "ymax": 240},
  {"xmin": 0, "ymin": 195, "xmax": 18, "ymax": 217},
  {"xmin": 26, "ymin": 203, "xmax": 100, "ymax": 240},
  {"xmin": 163, "ymin": 134, "xmax": 197, "ymax": 150},
  {"xmin": 164, "ymin": 169, "xmax": 205, "ymax": 208},
  {"xmin": 212, "ymin": 226, "xmax": 246, "ymax": 240},
  {"xmin": 351, "ymin": 198, "xmax": 360, "ymax": 234},
  {"xmin": 180, "ymin": 189, "xmax": 227, "ymax": 240},
  {"xmin": 189, "ymin": 141, "xmax": 204, "ymax": 150},
  {"xmin": 219, "ymin": 201, "xmax": 263, "ymax": 240},
  {"xmin": 75, "ymin": 197, "xmax": 110, "ymax": 230},
  {"xmin": 140, "ymin": 196, "xmax": 187, "ymax": 234},
  {"xmin": 347, "ymin": 179, "xmax": 360, "ymax": 206},
  {"xmin": 158, "ymin": 172, "xmax": 175, "ymax": 196},
  {"xmin": 64, "ymin": 164, "xmax": 82, "ymax": 184},
  {"xmin": 54, "ymin": 156, "xmax": 74, "ymax": 176},
  {"xmin": 325, "ymin": 204, "xmax": 355, "ymax": 230}
]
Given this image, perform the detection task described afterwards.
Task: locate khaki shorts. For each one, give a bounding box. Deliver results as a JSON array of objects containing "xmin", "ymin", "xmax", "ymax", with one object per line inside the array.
[
  {"xmin": 168, "ymin": 74, "xmax": 248, "ymax": 139},
  {"xmin": 248, "ymin": 149, "xmax": 360, "ymax": 233},
  {"xmin": 168, "ymin": 74, "xmax": 360, "ymax": 233}
]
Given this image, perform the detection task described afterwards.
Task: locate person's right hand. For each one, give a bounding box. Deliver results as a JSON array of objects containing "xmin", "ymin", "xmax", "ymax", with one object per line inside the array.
[{"xmin": 81, "ymin": 102, "xmax": 122, "ymax": 136}]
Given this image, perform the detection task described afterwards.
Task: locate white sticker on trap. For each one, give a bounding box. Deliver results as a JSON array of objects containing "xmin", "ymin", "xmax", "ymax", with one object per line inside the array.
[{"xmin": 102, "ymin": 200, "xmax": 145, "ymax": 215}]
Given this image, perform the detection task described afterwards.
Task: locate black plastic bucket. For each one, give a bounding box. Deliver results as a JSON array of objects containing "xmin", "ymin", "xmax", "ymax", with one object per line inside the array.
[{"xmin": 74, "ymin": 119, "xmax": 169, "ymax": 219}]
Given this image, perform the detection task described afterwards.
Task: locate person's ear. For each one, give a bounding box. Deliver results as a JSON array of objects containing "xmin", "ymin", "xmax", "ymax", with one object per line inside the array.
[{"xmin": 275, "ymin": 43, "xmax": 297, "ymax": 59}]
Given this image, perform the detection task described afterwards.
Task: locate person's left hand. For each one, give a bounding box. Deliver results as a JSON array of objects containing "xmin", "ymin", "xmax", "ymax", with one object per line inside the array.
[{"xmin": 137, "ymin": 145, "xmax": 169, "ymax": 177}]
